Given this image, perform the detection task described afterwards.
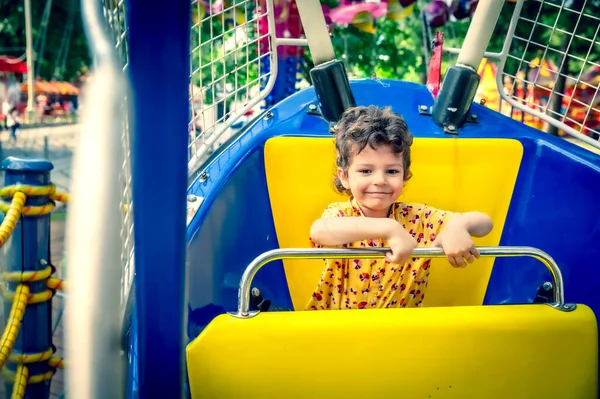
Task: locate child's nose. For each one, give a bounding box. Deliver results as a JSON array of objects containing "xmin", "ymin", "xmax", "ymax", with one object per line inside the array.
[{"xmin": 373, "ymin": 172, "xmax": 386, "ymax": 185}]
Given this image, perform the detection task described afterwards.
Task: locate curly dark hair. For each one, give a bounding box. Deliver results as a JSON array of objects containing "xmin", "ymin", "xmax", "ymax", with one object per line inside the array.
[{"xmin": 333, "ymin": 105, "xmax": 413, "ymax": 195}]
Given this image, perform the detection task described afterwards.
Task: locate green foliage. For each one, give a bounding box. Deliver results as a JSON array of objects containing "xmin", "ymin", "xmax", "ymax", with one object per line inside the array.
[
  {"xmin": 0, "ymin": 0, "xmax": 90, "ymax": 81},
  {"xmin": 487, "ymin": 1, "xmax": 599, "ymax": 78},
  {"xmin": 190, "ymin": 2, "xmax": 260, "ymax": 106},
  {"xmin": 333, "ymin": 17, "xmax": 426, "ymax": 82},
  {"xmin": 307, "ymin": 1, "xmax": 599, "ymax": 88},
  {"xmin": 301, "ymin": 3, "xmax": 471, "ymax": 85},
  {"xmin": 2, "ymin": 0, "xmax": 598, "ymax": 91}
]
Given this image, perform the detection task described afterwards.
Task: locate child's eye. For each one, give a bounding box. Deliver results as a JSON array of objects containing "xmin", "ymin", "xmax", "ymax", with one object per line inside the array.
[
  {"xmin": 387, "ymin": 169, "xmax": 400, "ymax": 175},
  {"xmin": 358, "ymin": 169, "xmax": 371, "ymax": 174}
]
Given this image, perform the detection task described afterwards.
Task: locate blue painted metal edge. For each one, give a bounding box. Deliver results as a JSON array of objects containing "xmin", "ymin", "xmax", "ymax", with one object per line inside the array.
[{"xmin": 126, "ymin": 0, "xmax": 191, "ymax": 396}]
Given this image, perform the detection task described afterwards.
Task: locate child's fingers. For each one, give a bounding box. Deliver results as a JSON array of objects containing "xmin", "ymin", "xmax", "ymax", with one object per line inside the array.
[
  {"xmin": 448, "ymin": 254, "xmax": 466, "ymax": 268},
  {"xmin": 446, "ymin": 254, "xmax": 456, "ymax": 267},
  {"xmin": 385, "ymin": 251, "xmax": 394, "ymax": 263},
  {"xmin": 464, "ymin": 251, "xmax": 475, "ymax": 264}
]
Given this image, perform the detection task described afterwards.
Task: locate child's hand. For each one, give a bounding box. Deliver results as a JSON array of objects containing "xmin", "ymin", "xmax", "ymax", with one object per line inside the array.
[
  {"xmin": 385, "ymin": 224, "xmax": 418, "ymax": 264},
  {"xmin": 433, "ymin": 219, "xmax": 480, "ymax": 268}
]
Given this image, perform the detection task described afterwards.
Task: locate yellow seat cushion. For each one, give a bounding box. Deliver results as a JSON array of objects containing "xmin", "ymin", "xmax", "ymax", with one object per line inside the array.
[
  {"xmin": 187, "ymin": 304, "xmax": 597, "ymax": 398},
  {"xmin": 264, "ymin": 136, "xmax": 523, "ymax": 310}
]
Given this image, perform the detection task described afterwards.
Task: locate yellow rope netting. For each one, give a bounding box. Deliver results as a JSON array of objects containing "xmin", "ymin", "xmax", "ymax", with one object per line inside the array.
[
  {"xmin": 0, "ymin": 184, "xmax": 69, "ymax": 398},
  {"xmin": 0, "ymin": 184, "xmax": 69, "ymax": 217},
  {"xmin": 11, "ymin": 365, "xmax": 27, "ymax": 399},
  {"xmin": 0, "ymin": 192, "xmax": 25, "ymax": 247}
]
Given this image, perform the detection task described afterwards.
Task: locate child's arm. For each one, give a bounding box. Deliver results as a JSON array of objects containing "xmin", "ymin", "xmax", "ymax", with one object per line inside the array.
[
  {"xmin": 433, "ymin": 211, "xmax": 493, "ymax": 267},
  {"xmin": 310, "ymin": 217, "xmax": 398, "ymax": 246},
  {"xmin": 310, "ymin": 217, "xmax": 417, "ymax": 264},
  {"xmin": 449, "ymin": 212, "xmax": 493, "ymax": 237}
]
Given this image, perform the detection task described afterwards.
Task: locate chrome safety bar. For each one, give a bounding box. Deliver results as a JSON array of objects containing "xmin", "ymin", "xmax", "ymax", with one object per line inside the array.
[{"xmin": 235, "ymin": 246, "xmax": 566, "ymax": 317}]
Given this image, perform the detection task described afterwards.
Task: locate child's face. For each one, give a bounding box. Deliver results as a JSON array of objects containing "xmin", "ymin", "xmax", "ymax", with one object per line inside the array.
[{"xmin": 338, "ymin": 145, "xmax": 405, "ymax": 218}]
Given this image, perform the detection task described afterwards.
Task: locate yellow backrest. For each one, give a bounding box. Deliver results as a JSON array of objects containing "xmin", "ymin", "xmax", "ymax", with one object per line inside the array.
[
  {"xmin": 186, "ymin": 304, "xmax": 598, "ymax": 398},
  {"xmin": 264, "ymin": 136, "xmax": 523, "ymax": 310}
]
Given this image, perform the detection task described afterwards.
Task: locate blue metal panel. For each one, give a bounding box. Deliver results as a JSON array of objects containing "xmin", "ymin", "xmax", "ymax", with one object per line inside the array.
[
  {"xmin": 1, "ymin": 157, "xmax": 53, "ymax": 399},
  {"xmin": 126, "ymin": 0, "xmax": 190, "ymax": 396},
  {"xmin": 127, "ymin": 300, "xmax": 139, "ymax": 399},
  {"xmin": 483, "ymin": 139, "xmax": 600, "ymax": 307},
  {"xmin": 185, "ymin": 86, "xmax": 335, "ymax": 335},
  {"xmin": 186, "ymin": 148, "xmax": 293, "ymax": 337},
  {"xmin": 186, "ymin": 77, "xmax": 600, "ymax": 341}
]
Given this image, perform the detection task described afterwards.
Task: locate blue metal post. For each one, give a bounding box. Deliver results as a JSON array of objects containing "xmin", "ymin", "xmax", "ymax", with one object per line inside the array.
[
  {"xmin": 125, "ymin": 0, "xmax": 190, "ymax": 397},
  {"xmin": 1, "ymin": 157, "xmax": 54, "ymax": 399}
]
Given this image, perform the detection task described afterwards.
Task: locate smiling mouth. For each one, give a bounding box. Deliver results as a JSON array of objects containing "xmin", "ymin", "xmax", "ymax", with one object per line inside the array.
[{"xmin": 366, "ymin": 192, "xmax": 391, "ymax": 195}]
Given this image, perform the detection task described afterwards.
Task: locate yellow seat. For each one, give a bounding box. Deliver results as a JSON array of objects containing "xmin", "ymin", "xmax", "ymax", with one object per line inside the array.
[
  {"xmin": 187, "ymin": 304, "xmax": 598, "ymax": 398},
  {"xmin": 264, "ymin": 136, "xmax": 524, "ymax": 309},
  {"xmin": 187, "ymin": 136, "xmax": 597, "ymax": 398}
]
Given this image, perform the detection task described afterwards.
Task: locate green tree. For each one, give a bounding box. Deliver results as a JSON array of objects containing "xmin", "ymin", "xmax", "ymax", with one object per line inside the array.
[
  {"xmin": 0, "ymin": 0, "xmax": 89, "ymax": 81},
  {"xmin": 4, "ymin": 0, "xmax": 597, "ymax": 98},
  {"xmin": 302, "ymin": 1, "xmax": 598, "ymax": 91},
  {"xmin": 301, "ymin": 1, "xmax": 471, "ymax": 84},
  {"xmin": 190, "ymin": 1, "xmax": 261, "ymax": 106}
]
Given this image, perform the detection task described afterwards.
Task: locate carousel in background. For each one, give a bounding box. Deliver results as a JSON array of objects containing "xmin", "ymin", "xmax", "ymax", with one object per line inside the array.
[
  {"xmin": 476, "ymin": 58, "xmax": 600, "ymax": 140},
  {"xmin": 0, "ymin": 55, "xmax": 80, "ymax": 125}
]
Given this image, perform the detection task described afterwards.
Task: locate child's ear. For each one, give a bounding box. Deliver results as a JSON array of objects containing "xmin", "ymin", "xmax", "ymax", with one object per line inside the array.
[{"xmin": 337, "ymin": 168, "xmax": 350, "ymax": 189}]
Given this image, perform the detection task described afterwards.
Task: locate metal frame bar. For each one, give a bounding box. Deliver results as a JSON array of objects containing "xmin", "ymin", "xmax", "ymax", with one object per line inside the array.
[
  {"xmin": 126, "ymin": 0, "xmax": 190, "ymax": 396},
  {"xmin": 455, "ymin": 0, "xmax": 505, "ymax": 71},
  {"xmin": 65, "ymin": 0, "xmax": 127, "ymax": 397},
  {"xmin": 294, "ymin": 0, "xmax": 335, "ymax": 66},
  {"xmin": 234, "ymin": 246, "xmax": 566, "ymax": 317},
  {"xmin": 443, "ymin": 47, "xmax": 503, "ymax": 60}
]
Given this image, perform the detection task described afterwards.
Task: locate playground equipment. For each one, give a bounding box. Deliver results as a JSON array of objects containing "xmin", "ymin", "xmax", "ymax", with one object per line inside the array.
[
  {"xmin": 1, "ymin": 0, "xmax": 599, "ymax": 398},
  {"xmin": 0, "ymin": 161, "xmax": 67, "ymax": 398}
]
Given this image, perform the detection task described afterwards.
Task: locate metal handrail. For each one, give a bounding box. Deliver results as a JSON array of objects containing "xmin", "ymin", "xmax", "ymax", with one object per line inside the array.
[{"xmin": 235, "ymin": 246, "xmax": 565, "ymax": 317}]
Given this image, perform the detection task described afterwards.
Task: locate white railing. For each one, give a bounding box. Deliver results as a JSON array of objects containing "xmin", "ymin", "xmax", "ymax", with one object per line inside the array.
[
  {"xmin": 496, "ymin": 0, "xmax": 600, "ymax": 148},
  {"xmin": 188, "ymin": 0, "xmax": 281, "ymax": 173},
  {"xmin": 102, "ymin": 0, "xmax": 135, "ymax": 312},
  {"xmin": 442, "ymin": 0, "xmax": 600, "ymax": 150}
]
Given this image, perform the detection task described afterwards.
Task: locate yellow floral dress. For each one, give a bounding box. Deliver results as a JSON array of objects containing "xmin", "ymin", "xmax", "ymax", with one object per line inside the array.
[{"xmin": 306, "ymin": 198, "xmax": 457, "ymax": 310}]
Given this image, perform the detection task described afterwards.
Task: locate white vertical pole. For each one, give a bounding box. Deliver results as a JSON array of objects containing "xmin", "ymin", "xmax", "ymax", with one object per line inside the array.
[{"xmin": 24, "ymin": 0, "xmax": 35, "ymax": 120}]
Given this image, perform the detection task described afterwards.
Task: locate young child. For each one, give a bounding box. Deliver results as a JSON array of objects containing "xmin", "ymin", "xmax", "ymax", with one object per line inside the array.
[{"xmin": 307, "ymin": 105, "xmax": 493, "ymax": 310}]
